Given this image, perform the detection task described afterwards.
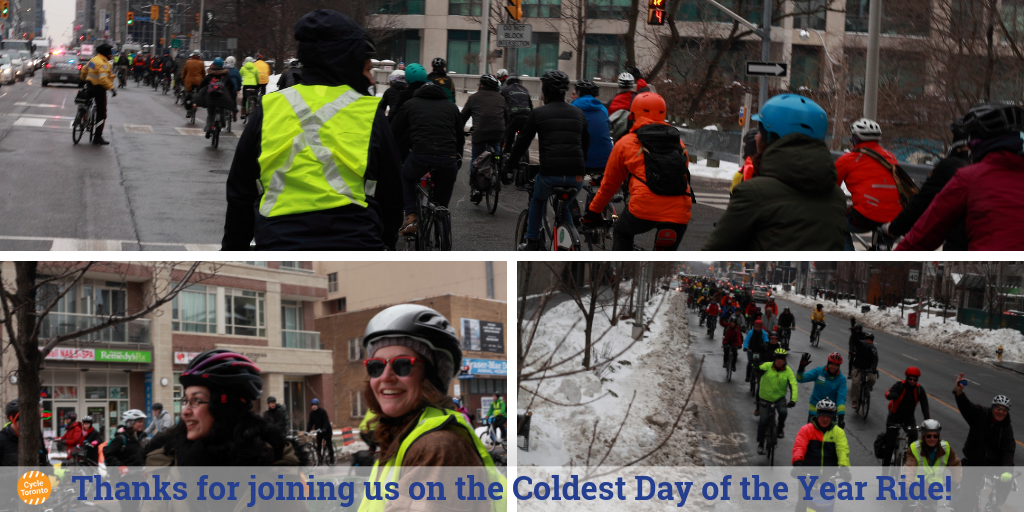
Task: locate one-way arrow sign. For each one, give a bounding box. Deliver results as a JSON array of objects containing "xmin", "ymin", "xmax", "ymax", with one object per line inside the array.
[{"xmin": 746, "ymin": 61, "xmax": 787, "ymax": 77}]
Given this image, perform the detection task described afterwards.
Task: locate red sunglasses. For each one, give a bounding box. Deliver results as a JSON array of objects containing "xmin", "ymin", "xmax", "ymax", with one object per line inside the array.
[{"xmin": 363, "ymin": 356, "xmax": 418, "ymax": 378}]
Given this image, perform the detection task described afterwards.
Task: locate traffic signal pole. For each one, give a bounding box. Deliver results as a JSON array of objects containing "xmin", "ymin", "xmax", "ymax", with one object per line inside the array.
[
  {"xmin": 197, "ymin": 0, "xmax": 204, "ymax": 55},
  {"xmin": 479, "ymin": 0, "xmax": 490, "ymax": 75}
]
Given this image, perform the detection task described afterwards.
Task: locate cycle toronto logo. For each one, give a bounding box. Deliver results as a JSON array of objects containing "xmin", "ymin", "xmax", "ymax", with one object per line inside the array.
[{"xmin": 17, "ymin": 470, "xmax": 51, "ymax": 504}]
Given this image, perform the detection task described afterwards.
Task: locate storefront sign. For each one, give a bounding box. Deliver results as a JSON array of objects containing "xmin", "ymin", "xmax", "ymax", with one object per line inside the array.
[
  {"xmin": 460, "ymin": 319, "xmax": 504, "ymax": 353},
  {"xmin": 458, "ymin": 358, "xmax": 507, "ymax": 378},
  {"xmin": 144, "ymin": 372, "xmax": 153, "ymax": 420},
  {"xmin": 45, "ymin": 348, "xmax": 151, "ymax": 363},
  {"xmin": 174, "ymin": 352, "xmax": 200, "ymax": 365}
]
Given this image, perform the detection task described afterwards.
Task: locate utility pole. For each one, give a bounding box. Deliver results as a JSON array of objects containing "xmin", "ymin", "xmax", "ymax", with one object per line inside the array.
[
  {"xmin": 863, "ymin": 0, "xmax": 882, "ymax": 119},
  {"xmin": 479, "ymin": 0, "xmax": 490, "ymax": 75},
  {"xmin": 197, "ymin": 0, "xmax": 203, "ymax": 55}
]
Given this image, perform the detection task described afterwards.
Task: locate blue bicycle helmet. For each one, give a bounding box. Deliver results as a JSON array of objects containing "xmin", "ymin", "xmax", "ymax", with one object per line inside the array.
[
  {"xmin": 751, "ymin": 94, "xmax": 828, "ymax": 141},
  {"xmin": 405, "ymin": 63, "xmax": 428, "ymax": 84}
]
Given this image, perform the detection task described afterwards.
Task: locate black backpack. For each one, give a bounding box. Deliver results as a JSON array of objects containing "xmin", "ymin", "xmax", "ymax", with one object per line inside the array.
[
  {"xmin": 207, "ymin": 75, "xmax": 225, "ymax": 96},
  {"xmin": 633, "ymin": 124, "xmax": 696, "ymax": 200}
]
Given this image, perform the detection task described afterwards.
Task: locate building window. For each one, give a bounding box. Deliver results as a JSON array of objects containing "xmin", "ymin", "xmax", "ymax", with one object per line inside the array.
[
  {"xmin": 375, "ymin": 0, "xmax": 426, "ymax": 14},
  {"xmin": 351, "ymin": 390, "xmax": 367, "ymax": 417},
  {"xmin": 349, "ymin": 337, "xmax": 365, "ymax": 361},
  {"xmin": 237, "ymin": 261, "xmax": 267, "ymax": 267},
  {"xmin": 469, "ymin": 378, "xmax": 508, "ymax": 395},
  {"xmin": 284, "ymin": 380, "xmax": 306, "ymax": 432},
  {"xmin": 447, "ymin": 30, "xmax": 481, "ymax": 74},
  {"xmin": 587, "ymin": 0, "xmax": 630, "ymax": 19},
  {"xmin": 336, "ymin": 297, "xmax": 347, "ymax": 313},
  {"xmin": 378, "ymin": 29, "xmax": 422, "ymax": 64},
  {"xmin": 173, "ymin": 371, "xmax": 183, "ymax": 424},
  {"xmin": 224, "ymin": 289, "xmax": 266, "ymax": 337},
  {"xmin": 584, "ymin": 35, "xmax": 625, "ymax": 80},
  {"xmin": 279, "ymin": 262, "xmax": 310, "ymax": 272},
  {"xmin": 513, "ymin": 32, "xmax": 560, "ymax": 77},
  {"xmin": 449, "ymin": 0, "xmax": 482, "ymax": 16},
  {"xmin": 790, "ymin": 45, "xmax": 821, "ymax": 91},
  {"xmin": 523, "ymin": 0, "xmax": 561, "ymax": 17},
  {"xmin": 328, "ymin": 273, "xmax": 338, "ymax": 293},
  {"xmin": 792, "ymin": 0, "xmax": 826, "ymax": 30},
  {"xmin": 172, "ymin": 285, "xmax": 217, "ymax": 333}
]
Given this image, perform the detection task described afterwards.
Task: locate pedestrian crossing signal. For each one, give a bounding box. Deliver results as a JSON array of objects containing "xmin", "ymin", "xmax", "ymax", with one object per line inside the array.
[
  {"xmin": 126, "ymin": 11, "xmax": 134, "ymax": 24},
  {"xmin": 647, "ymin": 0, "xmax": 666, "ymax": 24},
  {"xmin": 1, "ymin": 2, "xmax": 9, "ymax": 19},
  {"xmin": 195, "ymin": 13, "xmax": 200, "ymax": 26},
  {"xmin": 151, "ymin": 5, "xmax": 159, "ymax": 20}
]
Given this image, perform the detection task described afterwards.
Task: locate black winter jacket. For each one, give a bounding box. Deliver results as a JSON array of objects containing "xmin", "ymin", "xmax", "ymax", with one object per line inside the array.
[
  {"xmin": 509, "ymin": 100, "xmax": 590, "ymax": 177},
  {"xmin": 263, "ymin": 406, "xmax": 289, "ymax": 434},
  {"xmin": 82, "ymin": 427, "xmax": 103, "ymax": 465},
  {"xmin": 103, "ymin": 425, "xmax": 145, "ymax": 467},
  {"xmin": 778, "ymin": 311, "xmax": 796, "ymax": 329},
  {"xmin": 0, "ymin": 425, "xmax": 49, "ymax": 467},
  {"xmin": 308, "ymin": 408, "xmax": 332, "ymax": 436},
  {"xmin": 500, "ymin": 80, "xmax": 533, "ymax": 117},
  {"xmin": 197, "ymin": 69, "xmax": 237, "ymax": 110},
  {"xmin": 390, "ymin": 83, "xmax": 465, "ymax": 158},
  {"xmin": 277, "ymin": 68, "xmax": 302, "ymax": 91},
  {"xmin": 850, "ymin": 341, "xmax": 878, "ymax": 371},
  {"xmin": 222, "ymin": 66, "xmax": 404, "ymax": 251},
  {"xmin": 955, "ymin": 390, "xmax": 1015, "ymax": 466},
  {"xmin": 885, "ymin": 381, "xmax": 930, "ymax": 424},
  {"xmin": 887, "ymin": 150, "xmax": 971, "ymax": 250},
  {"xmin": 462, "ymin": 89, "xmax": 508, "ymax": 143},
  {"xmin": 381, "ymin": 81, "xmax": 406, "ymax": 119},
  {"xmin": 428, "ymin": 71, "xmax": 456, "ymax": 103}
]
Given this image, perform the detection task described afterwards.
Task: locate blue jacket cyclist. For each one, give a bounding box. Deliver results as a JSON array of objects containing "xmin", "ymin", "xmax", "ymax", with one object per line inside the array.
[
  {"xmin": 796, "ymin": 352, "xmax": 847, "ymax": 427},
  {"xmin": 222, "ymin": 9, "xmax": 403, "ymax": 251}
]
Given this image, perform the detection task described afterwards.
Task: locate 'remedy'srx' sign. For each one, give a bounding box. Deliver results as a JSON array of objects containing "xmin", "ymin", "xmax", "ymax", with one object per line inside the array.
[{"xmin": 44, "ymin": 348, "xmax": 152, "ymax": 363}]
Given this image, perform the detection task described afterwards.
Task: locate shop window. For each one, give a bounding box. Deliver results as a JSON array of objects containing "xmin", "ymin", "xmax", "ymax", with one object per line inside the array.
[
  {"xmin": 449, "ymin": 0, "xmax": 482, "ymax": 16},
  {"xmin": 587, "ymin": 0, "xmax": 630, "ymax": 19},
  {"xmin": 447, "ymin": 30, "xmax": 481, "ymax": 74},
  {"xmin": 349, "ymin": 338, "xmax": 365, "ymax": 361},
  {"xmin": 225, "ymin": 289, "xmax": 266, "ymax": 337},
  {"xmin": 173, "ymin": 371, "xmax": 183, "ymax": 423},
  {"xmin": 351, "ymin": 391, "xmax": 367, "ymax": 418},
  {"xmin": 172, "ymin": 285, "xmax": 217, "ymax": 333},
  {"xmin": 85, "ymin": 386, "xmax": 108, "ymax": 399},
  {"xmin": 514, "ymin": 33, "xmax": 560, "ymax": 78},
  {"xmin": 328, "ymin": 273, "xmax": 338, "ymax": 293}
]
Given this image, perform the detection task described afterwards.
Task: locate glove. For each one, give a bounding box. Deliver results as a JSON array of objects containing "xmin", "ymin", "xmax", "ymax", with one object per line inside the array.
[
  {"xmin": 798, "ymin": 353, "xmax": 812, "ymax": 373},
  {"xmin": 90, "ymin": 441, "xmax": 98, "ymax": 446},
  {"xmin": 1001, "ymin": 472, "xmax": 1013, "ymax": 483},
  {"xmin": 838, "ymin": 416, "xmax": 845, "ymax": 429},
  {"xmin": 582, "ymin": 209, "xmax": 604, "ymax": 226},
  {"xmin": 790, "ymin": 461, "xmax": 804, "ymax": 478},
  {"xmin": 111, "ymin": 89, "xmax": 117, "ymax": 97},
  {"xmin": 839, "ymin": 467, "xmax": 852, "ymax": 482},
  {"xmin": 455, "ymin": 155, "xmax": 463, "ymax": 170},
  {"xmin": 119, "ymin": 466, "xmax": 129, "ymax": 477},
  {"xmin": 787, "ymin": 401, "xmax": 797, "ymax": 408}
]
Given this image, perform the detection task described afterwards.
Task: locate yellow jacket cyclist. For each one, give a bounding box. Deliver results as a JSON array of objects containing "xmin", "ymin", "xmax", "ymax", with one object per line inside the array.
[
  {"xmin": 222, "ymin": 9, "xmax": 404, "ymax": 250},
  {"xmin": 79, "ymin": 43, "xmax": 117, "ymax": 145},
  {"xmin": 757, "ymin": 348, "xmax": 798, "ymax": 453},
  {"xmin": 357, "ymin": 304, "xmax": 503, "ymax": 512}
]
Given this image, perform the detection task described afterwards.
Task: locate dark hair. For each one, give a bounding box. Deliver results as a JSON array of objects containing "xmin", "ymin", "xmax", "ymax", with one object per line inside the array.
[
  {"xmin": 362, "ymin": 378, "xmax": 450, "ymax": 463},
  {"xmin": 152, "ymin": 385, "xmax": 309, "ymax": 466}
]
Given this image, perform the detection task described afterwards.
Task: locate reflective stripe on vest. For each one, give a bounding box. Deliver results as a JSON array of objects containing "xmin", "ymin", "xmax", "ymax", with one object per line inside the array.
[
  {"xmin": 909, "ymin": 440, "xmax": 950, "ymax": 486},
  {"xmin": 356, "ymin": 407, "xmax": 506, "ymax": 512},
  {"xmin": 258, "ymin": 85, "xmax": 379, "ymax": 217}
]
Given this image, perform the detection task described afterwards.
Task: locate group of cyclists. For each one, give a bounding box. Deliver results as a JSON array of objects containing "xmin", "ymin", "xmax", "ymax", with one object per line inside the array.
[{"xmin": 682, "ymin": 275, "xmax": 1017, "ymax": 512}]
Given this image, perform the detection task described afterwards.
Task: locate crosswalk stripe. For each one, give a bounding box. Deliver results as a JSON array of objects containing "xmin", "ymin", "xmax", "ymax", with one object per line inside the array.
[{"xmin": 0, "ymin": 236, "xmax": 217, "ymax": 251}]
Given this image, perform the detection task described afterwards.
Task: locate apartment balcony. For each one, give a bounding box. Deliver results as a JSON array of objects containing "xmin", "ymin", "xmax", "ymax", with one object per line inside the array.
[
  {"xmin": 282, "ymin": 329, "xmax": 321, "ymax": 350},
  {"xmin": 39, "ymin": 312, "xmax": 150, "ymax": 344}
]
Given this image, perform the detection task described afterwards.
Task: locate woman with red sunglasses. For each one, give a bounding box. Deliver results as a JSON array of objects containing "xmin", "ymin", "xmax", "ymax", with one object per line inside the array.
[
  {"xmin": 359, "ymin": 304, "xmax": 501, "ymax": 510},
  {"xmin": 903, "ymin": 419, "xmax": 962, "ymax": 508}
]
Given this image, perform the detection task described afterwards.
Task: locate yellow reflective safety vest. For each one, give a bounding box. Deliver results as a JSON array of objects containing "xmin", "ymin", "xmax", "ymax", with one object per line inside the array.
[
  {"xmin": 258, "ymin": 84, "xmax": 379, "ymax": 218},
  {"xmin": 909, "ymin": 440, "xmax": 951, "ymax": 486},
  {"xmin": 359, "ymin": 409, "xmax": 378, "ymax": 433},
  {"xmin": 357, "ymin": 407, "xmax": 506, "ymax": 512}
]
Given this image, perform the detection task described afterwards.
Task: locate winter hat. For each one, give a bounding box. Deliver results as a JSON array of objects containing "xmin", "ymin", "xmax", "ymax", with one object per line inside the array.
[
  {"xmin": 212, "ymin": 57, "xmax": 224, "ymax": 69},
  {"xmin": 366, "ymin": 335, "xmax": 454, "ymax": 392}
]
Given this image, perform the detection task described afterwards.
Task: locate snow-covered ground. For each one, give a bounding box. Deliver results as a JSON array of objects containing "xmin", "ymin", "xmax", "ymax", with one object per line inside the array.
[
  {"xmin": 775, "ymin": 289, "xmax": 1024, "ymax": 363},
  {"xmin": 688, "ymin": 158, "xmax": 741, "ymax": 181},
  {"xmin": 519, "ymin": 287, "xmax": 703, "ymax": 467}
]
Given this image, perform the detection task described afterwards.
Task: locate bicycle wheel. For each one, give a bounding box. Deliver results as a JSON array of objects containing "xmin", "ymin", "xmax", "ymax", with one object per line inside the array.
[
  {"xmin": 725, "ymin": 352, "xmax": 734, "ymax": 383},
  {"xmin": 514, "ymin": 209, "xmax": 529, "ymax": 250},
  {"xmin": 190, "ymin": 107, "xmax": 196, "ymax": 125},
  {"xmin": 212, "ymin": 126, "xmax": 219, "ymax": 148},
  {"xmin": 72, "ymin": 110, "xmax": 85, "ymax": 144},
  {"xmin": 87, "ymin": 109, "xmax": 95, "ymax": 142},
  {"xmin": 430, "ymin": 209, "xmax": 452, "ymax": 251},
  {"xmin": 479, "ymin": 430, "xmax": 495, "ymax": 451},
  {"xmin": 859, "ymin": 382, "xmax": 870, "ymax": 419},
  {"xmin": 486, "ymin": 182, "xmax": 500, "ymax": 215},
  {"xmin": 767, "ymin": 418, "xmax": 777, "ymax": 466}
]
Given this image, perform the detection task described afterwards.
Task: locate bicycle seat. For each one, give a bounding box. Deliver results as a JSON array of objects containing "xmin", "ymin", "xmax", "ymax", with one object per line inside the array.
[{"xmin": 551, "ymin": 186, "xmax": 578, "ymax": 200}]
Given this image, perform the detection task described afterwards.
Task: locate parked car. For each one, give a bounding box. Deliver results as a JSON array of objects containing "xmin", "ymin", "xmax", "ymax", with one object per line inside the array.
[
  {"xmin": 0, "ymin": 56, "xmax": 14, "ymax": 85},
  {"xmin": 41, "ymin": 56, "xmax": 84, "ymax": 87},
  {"xmin": 0, "ymin": 50, "xmax": 28, "ymax": 81},
  {"xmin": 18, "ymin": 50, "xmax": 34, "ymax": 76},
  {"xmin": 751, "ymin": 285, "xmax": 771, "ymax": 303}
]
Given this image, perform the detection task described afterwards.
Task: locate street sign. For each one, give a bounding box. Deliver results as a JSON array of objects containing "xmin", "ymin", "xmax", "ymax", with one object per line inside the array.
[
  {"xmin": 497, "ymin": 23, "xmax": 532, "ymax": 48},
  {"xmin": 917, "ymin": 288, "xmax": 928, "ymax": 298},
  {"xmin": 226, "ymin": 37, "xmax": 237, "ymax": 50},
  {"xmin": 171, "ymin": 38, "xmax": 181, "ymax": 48},
  {"xmin": 746, "ymin": 61, "xmax": 787, "ymax": 77},
  {"xmin": 81, "ymin": 44, "xmax": 94, "ymax": 55},
  {"xmin": 909, "ymin": 269, "xmax": 920, "ymax": 282}
]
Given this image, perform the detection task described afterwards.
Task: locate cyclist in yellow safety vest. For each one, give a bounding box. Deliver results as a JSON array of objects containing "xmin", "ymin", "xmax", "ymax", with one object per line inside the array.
[
  {"xmin": 359, "ymin": 409, "xmax": 378, "ymax": 451},
  {"xmin": 356, "ymin": 304, "xmax": 504, "ymax": 512},
  {"xmin": 79, "ymin": 43, "xmax": 117, "ymax": 145},
  {"xmin": 222, "ymin": 9, "xmax": 404, "ymax": 251},
  {"xmin": 903, "ymin": 419, "xmax": 962, "ymax": 511},
  {"xmin": 254, "ymin": 54, "xmax": 271, "ymax": 96}
]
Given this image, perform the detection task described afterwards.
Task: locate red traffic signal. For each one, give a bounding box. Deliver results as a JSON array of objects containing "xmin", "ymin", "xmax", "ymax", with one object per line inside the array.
[{"xmin": 647, "ymin": 0, "xmax": 666, "ymax": 24}]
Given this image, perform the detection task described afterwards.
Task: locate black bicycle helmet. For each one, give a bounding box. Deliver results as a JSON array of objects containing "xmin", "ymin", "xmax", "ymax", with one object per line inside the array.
[
  {"xmin": 575, "ymin": 79, "xmax": 599, "ymax": 97},
  {"xmin": 480, "ymin": 74, "xmax": 500, "ymax": 91},
  {"xmin": 65, "ymin": 411, "xmax": 77, "ymax": 421},
  {"xmin": 431, "ymin": 57, "xmax": 446, "ymax": 70},
  {"xmin": 540, "ymin": 70, "xmax": 570, "ymax": 93},
  {"xmin": 962, "ymin": 103, "xmax": 1024, "ymax": 139},
  {"xmin": 864, "ymin": 333, "xmax": 875, "ymax": 341},
  {"xmin": 180, "ymin": 349, "xmax": 263, "ymax": 405},
  {"xmin": 362, "ymin": 304, "xmax": 462, "ymax": 383}
]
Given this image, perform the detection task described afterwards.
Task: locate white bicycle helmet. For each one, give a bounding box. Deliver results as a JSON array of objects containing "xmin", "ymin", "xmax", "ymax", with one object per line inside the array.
[
  {"xmin": 496, "ymin": 68, "xmax": 508, "ymax": 80},
  {"xmin": 850, "ymin": 118, "xmax": 882, "ymax": 141},
  {"xmin": 244, "ymin": 56, "xmax": 255, "ymax": 64},
  {"xmin": 122, "ymin": 409, "xmax": 146, "ymax": 423},
  {"xmin": 993, "ymin": 395, "xmax": 1012, "ymax": 409},
  {"xmin": 816, "ymin": 398, "xmax": 837, "ymax": 415},
  {"xmin": 920, "ymin": 419, "xmax": 942, "ymax": 432},
  {"xmin": 617, "ymin": 72, "xmax": 636, "ymax": 90},
  {"xmin": 389, "ymin": 69, "xmax": 405, "ymax": 83}
]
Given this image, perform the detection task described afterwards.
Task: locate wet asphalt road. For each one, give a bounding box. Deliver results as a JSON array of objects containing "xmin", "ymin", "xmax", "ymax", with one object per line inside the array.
[{"xmin": 0, "ymin": 74, "xmax": 730, "ymax": 251}]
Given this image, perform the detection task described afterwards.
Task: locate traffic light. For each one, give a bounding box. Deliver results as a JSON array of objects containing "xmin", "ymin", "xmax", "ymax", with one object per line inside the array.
[
  {"xmin": 195, "ymin": 13, "xmax": 200, "ymax": 26},
  {"xmin": 647, "ymin": 0, "xmax": 666, "ymax": 24},
  {"xmin": 1, "ymin": 2, "xmax": 9, "ymax": 19},
  {"xmin": 164, "ymin": 9, "xmax": 169, "ymax": 21},
  {"xmin": 151, "ymin": 5, "xmax": 158, "ymax": 20},
  {"xmin": 159, "ymin": 38, "xmax": 164, "ymax": 45},
  {"xmin": 127, "ymin": 11, "xmax": 134, "ymax": 24},
  {"xmin": 505, "ymin": 0, "xmax": 522, "ymax": 20}
]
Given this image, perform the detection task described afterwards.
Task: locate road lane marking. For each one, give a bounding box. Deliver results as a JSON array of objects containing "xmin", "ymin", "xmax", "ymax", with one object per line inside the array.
[
  {"xmin": 175, "ymin": 127, "xmax": 205, "ymax": 136},
  {"xmin": 13, "ymin": 117, "xmax": 46, "ymax": 127},
  {"xmin": 0, "ymin": 236, "xmax": 219, "ymax": 251},
  {"xmin": 124, "ymin": 124, "xmax": 154, "ymax": 133},
  {"xmin": 903, "ymin": 354, "xmax": 919, "ymax": 361},
  {"xmin": 792, "ymin": 323, "xmax": 1024, "ymax": 449},
  {"xmin": 14, "ymin": 102, "xmax": 60, "ymax": 108}
]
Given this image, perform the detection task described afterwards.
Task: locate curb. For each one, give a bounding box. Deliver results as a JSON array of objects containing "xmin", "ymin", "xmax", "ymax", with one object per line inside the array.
[{"xmin": 994, "ymin": 362, "xmax": 1024, "ymax": 377}]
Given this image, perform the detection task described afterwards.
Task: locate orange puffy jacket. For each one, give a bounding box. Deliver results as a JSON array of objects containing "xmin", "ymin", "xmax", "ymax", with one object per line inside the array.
[
  {"xmin": 588, "ymin": 117, "xmax": 693, "ymax": 225},
  {"xmin": 836, "ymin": 141, "xmax": 903, "ymax": 223}
]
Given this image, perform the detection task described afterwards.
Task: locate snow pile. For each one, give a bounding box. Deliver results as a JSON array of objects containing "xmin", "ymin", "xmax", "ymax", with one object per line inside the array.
[
  {"xmin": 775, "ymin": 289, "xmax": 1024, "ymax": 363},
  {"xmin": 519, "ymin": 288, "xmax": 704, "ymax": 467},
  {"xmin": 688, "ymin": 158, "xmax": 741, "ymax": 181}
]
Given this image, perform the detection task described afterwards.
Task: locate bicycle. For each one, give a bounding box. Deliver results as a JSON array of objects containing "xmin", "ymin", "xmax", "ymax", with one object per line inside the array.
[
  {"xmin": 480, "ymin": 416, "xmax": 506, "ymax": 452},
  {"xmin": 116, "ymin": 68, "xmax": 127, "ymax": 88},
  {"xmin": 749, "ymin": 352, "xmax": 761, "ymax": 397},
  {"xmin": 210, "ymin": 107, "xmax": 227, "ymax": 148},
  {"xmin": 133, "ymin": 69, "xmax": 142, "ymax": 86},
  {"xmin": 184, "ymin": 90, "xmax": 197, "ymax": 125},
  {"xmin": 760, "ymin": 399, "xmax": 793, "ymax": 466},
  {"xmin": 853, "ymin": 227, "xmax": 896, "ymax": 251},
  {"xmin": 780, "ymin": 326, "xmax": 792, "ymax": 349},
  {"xmin": 401, "ymin": 173, "xmax": 453, "ymax": 251},
  {"xmin": 707, "ymin": 317, "xmax": 717, "ymax": 338},
  {"xmin": 286, "ymin": 429, "xmax": 320, "ymax": 468},
  {"xmin": 174, "ymin": 80, "xmax": 184, "ymax": 104},
  {"xmin": 810, "ymin": 322, "xmax": 825, "ymax": 347},
  {"xmin": 885, "ymin": 424, "xmax": 921, "ymax": 476},
  {"xmin": 72, "ymin": 93, "xmax": 96, "ymax": 145},
  {"xmin": 982, "ymin": 471, "xmax": 1020, "ymax": 512},
  {"xmin": 856, "ymin": 369, "xmax": 873, "ymax": 419},
  {"xmin": 243, "ymin": 88, "xmax": 262, "ymax": 124},
  {"xmin": 472, "ymin": 144, "xmax": 502, "ymax": 215},
  {"xmin": 577, "ymin": 174, "xmax": 620, "ymax": 251},
  {"xmin": 513, "ymin": 165, "xmax": 582, "ymax": 251},
  {"xmin": 161, "ymin": 75, "xmax": 171, "ymax": 95},
  {"xmin": 724, "ymin": 345, "xmax": 738, "ymax": 382}
]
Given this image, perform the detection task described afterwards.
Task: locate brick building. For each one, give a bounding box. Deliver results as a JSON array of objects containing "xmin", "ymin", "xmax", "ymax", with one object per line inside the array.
[
  {"xmin": 0, "ymin": 261, "xmax": 331, "ymax": 441},
  {"xmin": 316, "ymin": 293, "xmax": 507, "ymax": 430}
]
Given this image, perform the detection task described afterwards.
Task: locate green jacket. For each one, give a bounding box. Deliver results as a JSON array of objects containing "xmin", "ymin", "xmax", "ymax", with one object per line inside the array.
[
  {"xmin": 702, "ymin": 134, "xmax": 847, "ymax": 250},
  {"xmin": 758, "ymin": 361, "xmax": 798, "ymax": 403},
  {"xmin": 241, "ymin": 61, "xmax": 258, "ymax": 86},
  {"xmin": 487, "ymin": 399, "xmax": 506, "ymax": 418}
]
